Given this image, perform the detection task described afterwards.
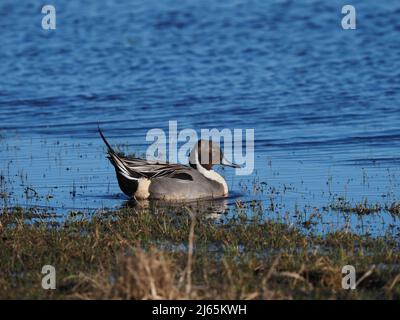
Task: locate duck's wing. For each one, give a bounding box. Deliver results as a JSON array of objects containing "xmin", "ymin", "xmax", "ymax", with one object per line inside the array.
[
  {"xmin": 98, "ymin": 127, "xmax": 193, "ymax": 180},
  {"xmin": 122, "ymin": 157, "xmax": 192, "ymax": 179}
]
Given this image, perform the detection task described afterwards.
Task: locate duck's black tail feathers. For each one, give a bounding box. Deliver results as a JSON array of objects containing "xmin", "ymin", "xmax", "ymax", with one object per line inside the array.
[
  {"xmin": 98, "ymin": 127, "xmax": 140, "ymax": 181},
  {"xmin": 98, "ymin": 126, "xmax": 116, "ymax": 155}
]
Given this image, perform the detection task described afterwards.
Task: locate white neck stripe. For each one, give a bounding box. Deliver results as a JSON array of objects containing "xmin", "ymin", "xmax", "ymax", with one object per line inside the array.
[{"xmin": 191, "ymin": 148, "xmax": 228, "ymax": 195}]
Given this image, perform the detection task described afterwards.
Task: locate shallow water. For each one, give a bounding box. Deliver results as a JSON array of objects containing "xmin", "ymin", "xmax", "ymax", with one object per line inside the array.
[{"xmin": 1, "ymin": 0, "xmax": 400, "ymax": 235}]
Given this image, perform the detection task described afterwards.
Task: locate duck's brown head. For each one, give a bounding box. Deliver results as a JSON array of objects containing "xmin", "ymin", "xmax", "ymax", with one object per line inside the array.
[{"xmin": 189, "ymin": 139, "xmax": 240, "ymax": 170}]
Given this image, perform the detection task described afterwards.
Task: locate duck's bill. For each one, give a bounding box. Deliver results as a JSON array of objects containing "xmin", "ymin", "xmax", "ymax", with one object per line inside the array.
[{"xmin": 221, "ymin": 158, "xmax": 241, "ymax": 168}]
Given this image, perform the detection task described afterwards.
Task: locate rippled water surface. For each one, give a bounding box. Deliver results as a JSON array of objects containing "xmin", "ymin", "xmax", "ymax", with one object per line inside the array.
[{"xmin": 1, "ymin": 0, "xmax": 400, "ymax": 235}]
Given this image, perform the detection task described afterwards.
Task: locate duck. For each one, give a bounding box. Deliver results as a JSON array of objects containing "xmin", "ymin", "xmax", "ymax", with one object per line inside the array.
[{"xmin": 98, "ymin": 128, "xmax": 239, "ymax": 201}]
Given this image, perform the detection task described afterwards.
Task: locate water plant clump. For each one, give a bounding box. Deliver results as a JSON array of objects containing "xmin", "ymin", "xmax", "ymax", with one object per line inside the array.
[
  {"xmin": 386, "ymin": 202, "xmax": 400, "ymax": 216},
  {"xmin": 329, "ymin": 198, "xmax": 382, "ymax": 215}
]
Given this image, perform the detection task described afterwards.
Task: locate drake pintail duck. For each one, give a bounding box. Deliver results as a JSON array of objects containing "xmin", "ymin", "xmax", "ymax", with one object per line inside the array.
[{"xmin": 98, "ymin": 128, "xmax": 239, "ymax": 201}]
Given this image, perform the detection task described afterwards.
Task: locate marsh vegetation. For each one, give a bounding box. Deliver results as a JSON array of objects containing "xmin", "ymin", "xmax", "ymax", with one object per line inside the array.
[{"xmin": 1, "ymin": 200, "xmax": 399, "ymax": 299}]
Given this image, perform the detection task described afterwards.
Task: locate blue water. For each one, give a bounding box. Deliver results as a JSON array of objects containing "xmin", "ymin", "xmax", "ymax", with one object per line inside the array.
[{"xmin": 1, "ymin": 0, "xmax": 400, "ymax": 235}]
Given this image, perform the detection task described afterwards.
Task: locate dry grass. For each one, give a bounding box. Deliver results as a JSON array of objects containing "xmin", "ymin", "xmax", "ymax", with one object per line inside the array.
[{"xmin": 74, "ymin": 248, "xmax": 180, "ymax": 300}]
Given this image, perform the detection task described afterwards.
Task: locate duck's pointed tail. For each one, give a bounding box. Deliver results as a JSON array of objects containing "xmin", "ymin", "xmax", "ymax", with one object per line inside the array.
[
  {"xmin": 98, "ymin": 126, "xmax": 138, "ymax": 181},
  {"xmin": 98, "ymin": 126, "xmax": 116, "ymax": 155}
]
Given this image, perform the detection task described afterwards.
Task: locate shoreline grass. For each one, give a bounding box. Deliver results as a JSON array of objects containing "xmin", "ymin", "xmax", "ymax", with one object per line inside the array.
[{"xmin": 1, "ymin": 204, "xmax": 399, "ymax": 300}]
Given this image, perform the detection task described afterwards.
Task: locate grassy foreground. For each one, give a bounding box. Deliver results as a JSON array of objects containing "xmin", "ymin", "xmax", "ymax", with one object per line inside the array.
[{"xmin": 0, "ymin": 203, "xmax": 399, "ymax": 300}]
